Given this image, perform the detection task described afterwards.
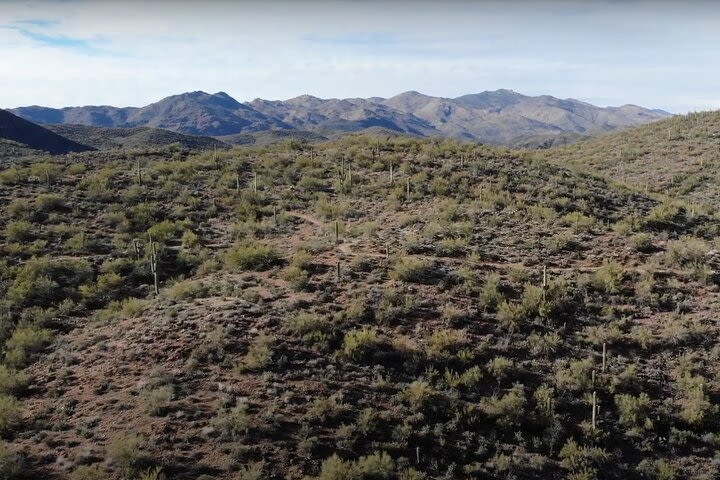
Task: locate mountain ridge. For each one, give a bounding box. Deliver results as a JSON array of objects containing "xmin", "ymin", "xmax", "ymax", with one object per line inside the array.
[{"xmin": 9, "ymin": 89, "xmax": 672, "ymax": 145}]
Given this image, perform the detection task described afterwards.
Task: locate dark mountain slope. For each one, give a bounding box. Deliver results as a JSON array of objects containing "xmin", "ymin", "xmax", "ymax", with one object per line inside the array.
[{"xmin": 0, "ymin": 109, "xmax": 93, "ymax": 154}]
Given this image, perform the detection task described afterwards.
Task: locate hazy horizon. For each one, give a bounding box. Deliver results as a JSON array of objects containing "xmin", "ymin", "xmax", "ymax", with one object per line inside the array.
[{"xmin": 2, "ymin": 0, "xmax": 719, "ymax": 113}]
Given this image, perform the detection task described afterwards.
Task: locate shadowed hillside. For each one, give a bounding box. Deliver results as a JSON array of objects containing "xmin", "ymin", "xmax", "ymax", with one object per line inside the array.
[{"xmin": 0, "ymin": 109, "xmax": 93, "ymax": 155}]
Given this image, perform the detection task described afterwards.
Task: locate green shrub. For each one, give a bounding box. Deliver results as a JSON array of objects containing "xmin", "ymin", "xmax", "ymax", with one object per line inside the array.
[
  {"xmin": 497, "ymin": 301, "xmax": 524, "ymax": 332},
  {"xmin": 425, "ymin": 329, "xmax": 467, "ymax": 360},
  {"xmin": 181, "ymin": 230, "xmax": 199, "ymax": 249},
  {"xmin": 615, "ymin": 392, "xmax": 653, "ymax": 434},
  {"xmin": 96, "ymin": 297, "xmax": 148, "ymax": 322},
  {"xmin": 305, "ymin": 396, "xmax": 345, "ymax": 423},
  {"xmin": 65, "ymin": 232, "xmax": 88, "ymax": 253},
  {"xmin": 554, "ymin": 358, "xmax": 594, "ymax": 391},
  {"xmin": 390, "ymin": 257, "xmax": 435, "ymax": 283},
  {"xmin": 315, "ymin": 454, "xmax": 352, "ymax": 480},
  {"xmin": 147, "ymin": 219, "xmax": 181, "ymax": 243},
  {"xmin": 629, "ymin": 233, "xmax": 653, "ymax": 253},
  {"xmin": 137, "ymin": 467, "xmax": 166, "ymax": 480},
  {"xmin": 139, "ymin": 386, "xmax": 173, "ymax": 416},
  {"xmin": 560, "ymin": 212, "xmax": 596, "ymax": 233},
  {"xmin": 480, "ymin": 384, "xmax": 526, "ymax": 427},
  {"xmin": 0, "ymin": 442, "xmax": 21, "ymax": 480},
  {"xmin": 0, "ymin": 366, "xmax": 29, "ymax": 396},
  {"xmin": 355, "ymin": 452, "xmax": 395, "ymax": 478},
  {"xmin": 343, "ymin": 328, "xmax": 383, "ymax": 361},
  {"xmin": 284, "ymin": 312, "xmax": 333, "ymax": 346},
  {"xmin": 592, "ymin": 261, "xmax": 624, "ymax": 294},
  {"xmin": 636, "ymin": 459, "xmax": 677, "ymax": 480},
  {"xmin": 29, "ymin": 162, "xmax": 61, "ymax": 185},
  {"xmin": 35, "ymin": 194, "xmax": 64, "ymax": 212},
  {"xmin": 165, "ymin": 279, "xmax": 208, "ymax": 300},
  {"xmin": 213, "ymin": 402, "xmax": 251, "ymax": 438},
  {"xmin": 7, "ymin": 199, "xmax": 33, "ymax": 220},
  {"xmin": 313, "ymin": 452, "xmax": 395, "ymax": 480},
  {"xmin": 235, "ymin": 462, "xmax": 263, "ymax": 480},
  {"xmin": 4, "ymin": 326, "xmax": 53, "ymax": 368},
  {"xmin": 559, "ymin": 439, "xmax": 610, "ymax": 477},
  {"xmin": 69, "ymin": 464, "xmax": 105, "ymax": 480},
  {"xmin": 106, "ymin": 434, "xmax": 146, "ymax": 477},
  {"xmin": 675, "ymin": 373, "xmax": 715, "ymax": 426},
  {"xmin": 0, "ymin": 167, "xmax": 27, "ymax": 185},
  {"xmin": 281, "ymin": 265, "xmax": 309, "ymax": 291},
  {"xmin": 665, "ymin": 237, "xmax": 708, "ymax": 269},
  {"xmin": 225, "ymin": 243, "xmax": 282, "ymax": 271},
  {"xmin": 5, "ymin": 221, "xmax": 33, "ymax": 242},
  {"xmin": 646, "ymin": 202, "xmax": 682, "ymax": 225},
  {"xmin": 237, "ymin": 334, "xmax": 274, "ymax": 372},
  {"xmin": 0, "ymin": 395, "xmax": 22, "ymax": 435},
  {"xmin": 479, "ymin": 273, "xmax": 502, "ymax": 311},
  {"xmin": 487, "ymin": 357, "xmax": 516, "ymax": 382}
]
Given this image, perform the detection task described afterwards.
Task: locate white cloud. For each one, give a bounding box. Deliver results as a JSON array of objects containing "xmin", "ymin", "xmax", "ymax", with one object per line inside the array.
[{"xmin": 0, "ymin": 0, "xmax": 718, "ymax": 112}]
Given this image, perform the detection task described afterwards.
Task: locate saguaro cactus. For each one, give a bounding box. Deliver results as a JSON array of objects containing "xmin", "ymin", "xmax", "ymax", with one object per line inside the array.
[
  {"xmin": 334, "ymin": 221, "xmax": 340, "ymax": 244},
  {"xmin": 591, "ymin": 391, "xmax": 597, "ymax": 430},
  {"xmin": 253, "ymin": 172, "xmax": 258, "ymax": 193},
  {"xmin": 602, "ymin": 343, "xmax": 607, "ymax": 373},
  {"xmin": 149, "ymin": 238, "xmax": 159, "ymax": 295}
]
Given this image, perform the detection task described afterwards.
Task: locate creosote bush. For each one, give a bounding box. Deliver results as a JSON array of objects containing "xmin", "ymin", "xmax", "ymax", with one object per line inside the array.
[{"xmin": 225, "ymin": 242, "xmax": 282, "ymax": 271}]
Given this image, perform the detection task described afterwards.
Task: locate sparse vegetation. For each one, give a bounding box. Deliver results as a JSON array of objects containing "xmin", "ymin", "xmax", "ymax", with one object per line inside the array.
[{"xmin": 2, "ymin": 129, "xmax": 720, "ymax": 479}]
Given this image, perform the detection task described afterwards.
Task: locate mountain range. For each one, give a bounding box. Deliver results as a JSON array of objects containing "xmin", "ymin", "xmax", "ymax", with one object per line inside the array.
[{"xmin": 9, "ymin": 89, "xmax": 671, "ymax": 146}]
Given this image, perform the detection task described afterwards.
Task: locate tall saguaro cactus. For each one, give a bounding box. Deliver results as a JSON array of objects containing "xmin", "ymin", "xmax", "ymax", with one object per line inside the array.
[{"xmin": 149, "ymin": 238, "xmax": 159, "ymax": 295}]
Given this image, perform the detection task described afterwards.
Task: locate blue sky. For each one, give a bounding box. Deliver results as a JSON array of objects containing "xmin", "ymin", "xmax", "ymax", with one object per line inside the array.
[{"xmin": 0, "ymin": 0, "xmax": 718, "ymax": 112}]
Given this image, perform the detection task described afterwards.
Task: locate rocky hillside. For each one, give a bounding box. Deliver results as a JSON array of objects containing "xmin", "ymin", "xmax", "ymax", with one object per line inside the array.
[{"xmin": 10, "ymin": 90, "xmax": 671, "ymax": 145}]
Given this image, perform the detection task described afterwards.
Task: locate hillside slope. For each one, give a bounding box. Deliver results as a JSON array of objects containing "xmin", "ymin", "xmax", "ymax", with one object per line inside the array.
[
  {"xmin": 46, "ymin": 124, "xmax": 228, "ymax": 150},
  {"xmin": 2, "ymin": 137, "xmax": 720, "ymax": 479},
  {"xmin": 544, "ymin": 110, "xmax": 720, "ymax": 206},
  {"xmin": 0, "ymin": 109, "xmax": 93, "ymax": 154}
]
